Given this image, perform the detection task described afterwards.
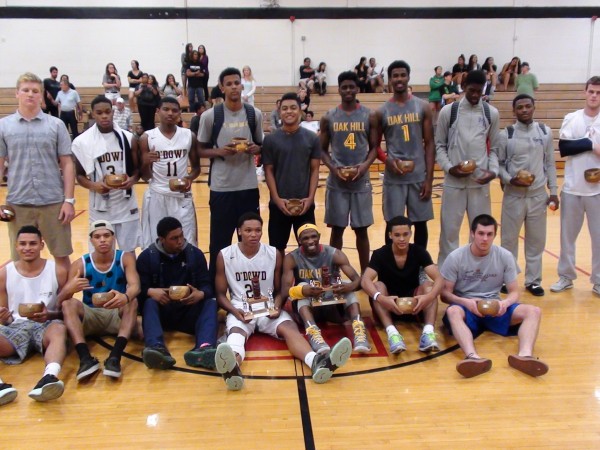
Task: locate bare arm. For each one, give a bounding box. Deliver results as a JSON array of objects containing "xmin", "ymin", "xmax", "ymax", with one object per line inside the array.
[
  {"xmin": 0, "ymin": 267, "xmax": 13, "ymax": 325},
  {"xmin": 332, "ymin": 249, "xmax": 361, "ymax": 292},
  {"xmin": 104, "ymin": 252, "xmax": 141, "ymax": 309},
  {"xmin": 139, "ymin": 133, "xmax": 154, "ymax": 182}
]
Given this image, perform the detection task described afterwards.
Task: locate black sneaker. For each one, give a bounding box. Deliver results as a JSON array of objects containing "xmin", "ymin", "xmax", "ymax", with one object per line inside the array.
[
  {"xmin": 103, "ymin": 356, "xmax": 122, "ymax": 378},
  {"xmin": 28, "ymin": 375, "xmax": 64, "ymax": 402},
  {"xmin": 526, "ymin": 284, "xmax": 545, "ymax": 297},
  {"xmin": 311, "ymin": 337, "xmax": 352, "ymax": 384},
  {"xmin": 77, "ymin": 356, "xmax": 100, "ymax": 381},
  {"xmin": 500, "ymin": 284, "xmax": 508, "ymax": 294},
  {"xmin": 184, "ymin": 346, "xmax": 217, "ymax": 370},
  {"xmin": 0, "ymin": 383, "xmax": 18, "ymax": 406},
  {"xmin": 142, "ymin": 346, "xmax": 176, "ymax": 370}
]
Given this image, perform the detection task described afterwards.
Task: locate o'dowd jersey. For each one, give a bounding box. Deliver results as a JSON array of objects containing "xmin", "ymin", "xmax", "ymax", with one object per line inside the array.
[{"xmin": 147, "ymin": 126, "xmax": 192, "ymax": 197}]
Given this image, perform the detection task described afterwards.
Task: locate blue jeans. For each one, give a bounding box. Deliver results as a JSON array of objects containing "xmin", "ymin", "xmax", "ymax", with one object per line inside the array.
[
  {"xmin": 187, "ymin": 87, "xmax": 204, "ymax": 108},
  {"xmin": 142, "ymin": 297, "xmax": 218, "ymax": 349}
]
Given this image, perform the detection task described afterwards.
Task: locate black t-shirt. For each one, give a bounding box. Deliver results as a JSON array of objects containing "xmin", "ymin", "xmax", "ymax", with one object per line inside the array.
[
  {"xmin": 299, "ymin": 66, "xmax": 314, "ymax": 79},
  {"xmin": 186, "ymin": 63, "xmax": 203, "ymax": 88},
  {"xmin": 452, "ymin": 63, "xmax": 467, "ymax": 76},
  {"xmin": 44, "ymin": 78, "xmax": 60, "ymax": 99},
  {"xmin": 368, "ymin": 244, "xmax": 434, "ymax": 297},
  {"xmin": 128, "ymin": 70, "xmax": 143, "ymax": 88},
  {"xmin": 210, "ymin": 85, "xmax": 224, "ymax": 101}
]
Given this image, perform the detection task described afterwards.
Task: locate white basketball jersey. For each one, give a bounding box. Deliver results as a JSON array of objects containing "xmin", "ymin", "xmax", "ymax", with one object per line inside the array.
[
  {"xmin": 146, "ymin": 126, "xmax": 192, "ymax": 197},
  {"xmin": 221, "ymin": 243, "xmax": 276, "ymax": 307},
  {"xmin": 6, "ymin": 260, "xmax": 58, "ymax": 322}
]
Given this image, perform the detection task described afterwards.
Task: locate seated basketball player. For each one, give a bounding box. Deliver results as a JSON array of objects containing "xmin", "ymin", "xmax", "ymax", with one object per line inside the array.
[
  {"xmin": 59, "ymin": 220, "xmax": 140, "ymax": 381},
  {"xmin": 214, "ymin": 212, "xmax": 352, "ymax": 390},
  {"xmin": 137, "ymin": 217, "xmax": 218, "ymax": 370},
  {"xmin": 0, "ymin": 226, "xmax": 68, "ymax": 404},
  {"xmin": 440, "ymin": 214, "xmax": 548, "ymax": 378},
  {"xmin": 281, "ymin": 223, "xmax": 370, "ymax": 354},
  {"xmin": 361, "ymin": 216, "xmax": 443, "ymax": 354}
]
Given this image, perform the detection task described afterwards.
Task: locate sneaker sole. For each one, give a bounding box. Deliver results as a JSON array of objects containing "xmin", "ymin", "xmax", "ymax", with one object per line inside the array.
[
  {"xmin": 315, "ymin": 346, "xmax": 331, "ymax": 356},
  {"xmin": 225, "ymin": 375, "xmax": 244, "ymax": 391},
  {"xmin": 215, "ymin": 344, "xmax": 244, "ymax": 390},
  {"xmin": 328, "ymin": 337, "xmax": 352, "ymax": 369},
  {"xmin": 103, "ymin": 368, "xmax": 122, "ymax": 379},
  {"xmin": 550, "ymin": 284, "xmax": 573, "ymax": 293},
  {"xmin": 353, "ymin": 344, "xmax": 371, "ymax": 353},
  {"xmin": 456, "ymin": 358, "xmax": 492, "ymax": 378},
  {"xmin": 184, "ymin": 348, "xmax": 217, "ymax": 370},
  {"xmin": 312, "ymin": 367, "xmax": 333, "ymax": 384},
  {"xmin": 142, "ymin": 350, "xmax": 176, "ymax": 370},
  {"xmin": 0, "ymin": 389, "xmax": 18, "ymax": 406},
  {"xmin": 508, "ymin": 355, "xmax": 549, "ymax": 377},
  {"xmin": 28, "ymin": 380, "xmax": 64, "ymax": 402},
  {"xmin": 76, "ymin": 362, "xmax": 100, "ymax": 381},
  {"xmin": 389, "ymin": 344, "xmax": 406, "ymax": 354},
  {"xmin": 419, "ymin": 343, "xmax": 440, "ymax": 353}
]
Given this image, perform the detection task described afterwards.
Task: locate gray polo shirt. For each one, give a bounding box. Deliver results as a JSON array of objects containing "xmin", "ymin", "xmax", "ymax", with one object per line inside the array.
[{"xmin": 0, "ymin": 110, "xmax": 72, "ymax": 205}]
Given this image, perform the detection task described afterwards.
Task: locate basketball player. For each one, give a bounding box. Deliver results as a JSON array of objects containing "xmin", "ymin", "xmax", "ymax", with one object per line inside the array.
[
  {"xmin": 72, "ymin": 95, "xmax": 141, "ymax": 252},
  {"xmin": 140, "ymin": 96, "xmax": 200, "ymax": 248},
  {"xmin": 214, "ymin": 213, "xmax": 352, "ymax": 391},
  {"xmin": 59, "ymin": 220, "xmax": 140, "ymax": 381},
  {"xmin": 320, "ymin": 71, "xmax": 379, "ymax": 272},
  {"xmin": 0, "ymin": 226, "xmax": 67, "ymax": 404},
  {"xmin": 377, "ymin": 60, "xmax": 435, "ymax": 250},
  {"xmin": 441, "ymin": 214, "xmax": 548, "ymax": 378},
  {"xmin": 282, "ymin": 223, "xmax": 370, "ymax": 354},
  {"xmin": 361, "ymin": 216, "xmax": 443, "ymax": 354},
  {"xmin": 0, "ymin": 72, "xmax": 75, "ymax": 275}
]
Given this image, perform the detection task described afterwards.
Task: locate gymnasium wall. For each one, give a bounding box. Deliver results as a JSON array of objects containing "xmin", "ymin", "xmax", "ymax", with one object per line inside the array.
[{"xmin": 0, "ymin": 1, "xmax": 598, "ymax": 88}]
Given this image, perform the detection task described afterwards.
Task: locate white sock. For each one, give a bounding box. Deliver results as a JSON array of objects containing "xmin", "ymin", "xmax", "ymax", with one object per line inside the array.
[
  {"xmin": 423, "ymin": 324, "xmax": 434, "ymax": 334},
  {"xmin": 44, "ymin": 362, "xmax": 61, "ymax": 377},
  {"xmin": 386, "ymin": 325, "xmax": 399, "ymax": 338},
  {"xmin": 304, "ymin": 351, "xmax": 316, "ymax": 368},
  {"xmin": 0, "ymin": 376, "xmax": 4, "ymax": 384}
]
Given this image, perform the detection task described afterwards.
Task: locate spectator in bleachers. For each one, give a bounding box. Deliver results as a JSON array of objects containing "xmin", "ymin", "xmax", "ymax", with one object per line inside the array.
[
  {"xmin": 299, "ymin": 57, "xmax": 315, "ymax": 92},
  {"xmin": 186, "ymin": 50, "xmax": 205, "ymax": 108},
  {"xmin": 452, "ymin": 54, "xmax": 468, "ymax": 89},
  {"xmin": 482, "ymin": 70, "xmax": 495, "ymax": 103},
  {"xmin": 43, "ymin": 66, "xmax": 60, "ymax": 117},
  {"xmin": 298, "ymin": 88, "xmax": 310, "ymax": 114},
  {"xmin": 439, "ymin": 71, "xmax": 460, "ymax": 105},
  {"xmin": 515, "ymin": 62, "xmax": 539, "ymax": 98},
  {"xmin": 189, "ymin": 101, "xmax": 208, "ymax": 137},
  {"xmin": 315, "ymin": 62, "xmax": 327, "ymax": 96},
  {"xmin": 113, "ymin": 97, "xmax": 132, "ymax": 131},
  {"xmin": 300, "ymin": 111, "xmax": 320, "ymax": 135},
  {"xmin": 181, "ymin": 43, "xmax": 193, "ymax": 95},
  {"xmin": 500, "ymin": 56, "xmax": 521, "ymax": 92},
  {"xmin": 241, "ymin": 66, "xmax": 257, "ymax": 106},
  {"xmin": 198, "ymin": 45, "xmax": 210, "ymax": 102},
  {"xmin": 482, "ymin": 56, "xmax": 498, "ymax": 88},
  {"xmin": 102, "ymin": 63, "xmax": 122, "ymax": 104},
  {"xmin": 467, "ymin": 54, "xmax": 481, "ymax": 72},
  {"xmin": 429, "ymin": 66, "xmax": 444, "ymax": 121},
  {"xmin": 127, "ymin": 60, "xmax": 142, "ymax": 112},
  {"xmin": 367, "ymin": 57, "xmax": 385, "ymax": 93},
  {"xmin": 270, "ymin": 99, "xmax": 282, "ymax": 131},
  {"xmin": 135, "ymin": 73, "xmax": 160, "ymax": 131},
  {"xmin": 56, "ymin": 80, "xmax": 82, "ymax": 140},
  {"xmin": 60, "ymin": 74, "xmax": 76, "ymax": 91},
  {"xmin": 161, "ymin": 74, "xmax": 183, "ymax": 99},
  {"xmin": 354, "ymin": 57, "xmax": 369, "ymax": 93},
  {"xmin": 210, "ymin": 84, "xmax": 225, "ymax": 105}
]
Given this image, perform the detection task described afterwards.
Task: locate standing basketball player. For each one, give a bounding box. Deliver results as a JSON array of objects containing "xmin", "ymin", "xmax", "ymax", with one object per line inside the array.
[
  {"xmin": 140, "ymin": 97, "xmax": 200, "ymax": 248},
  {"xmin": 377, "ymin": 60, "xmax": 435, "ymax": 250},
  {"xmin": 321, "ymin": 71, "xmax": 379, "ymax": 272},
  {"xmin": 72, "ymin": 95, "xmax": 141, "ymax": 252}
]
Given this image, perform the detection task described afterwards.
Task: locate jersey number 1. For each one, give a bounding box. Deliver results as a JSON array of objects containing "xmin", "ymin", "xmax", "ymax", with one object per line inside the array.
[{"xmin": 166, "ymin": 162, "xmax": 178, "ymax": 177}]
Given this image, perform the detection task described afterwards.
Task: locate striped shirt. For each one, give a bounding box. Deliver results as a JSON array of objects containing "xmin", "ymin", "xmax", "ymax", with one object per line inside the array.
[{"xmin": 0, "ymin": 110, "xmax": 71, "ymax": 205}]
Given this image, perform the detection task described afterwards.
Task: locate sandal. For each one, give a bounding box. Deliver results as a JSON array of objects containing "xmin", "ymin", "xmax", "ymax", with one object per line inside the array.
[
  {"xmin": 456, "ymin": 356, "xmax": 492, "ymax": 378},
  {"xmin": 508, "ymin": 355, "xmax": 549, "ymax": 377}
]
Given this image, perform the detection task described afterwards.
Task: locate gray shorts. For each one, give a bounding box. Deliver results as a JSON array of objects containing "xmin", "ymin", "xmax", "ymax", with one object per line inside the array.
[
  {"xmin": 297, "ymin": 291, "xmax": 359, "ymax": 317},
  {"xmin": 382, "ymin": 182, "xmax": 434, "ymax": 222},
  {"xmin": 82, "ymin": 304, "xmax": 122, "ymax": 336},
  {"xmin": 0, "ymin": 320, "xmax": 61, "ymax": 365},
  {"xmin": 325, "ymin": 189, "xmax": 374, "ymax": 229}
]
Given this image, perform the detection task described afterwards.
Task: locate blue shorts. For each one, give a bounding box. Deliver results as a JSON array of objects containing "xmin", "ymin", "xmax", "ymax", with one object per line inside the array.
[{"xmin": 443, "ymin": 303, "xmax": 521, "ymax": 337}]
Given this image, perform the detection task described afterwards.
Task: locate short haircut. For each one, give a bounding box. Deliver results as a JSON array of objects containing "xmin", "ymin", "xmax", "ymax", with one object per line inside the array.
[
  {"xmin": 16, "ymin": 72, "xmax": 42, "ymax": 88},
  {"xmin": 386, "ymin": 215, "xmax": 413, "ymax": 235},
  {"xmin": 305, "ymin": 110, "xmax": 314, "ymax": 117},
  {"xmin": 338, "ymin": 71, "xmax": 359, "ymax": 85},
  {"xmin": 521, "ymin": 61, "xmax": 530, "ymax": 68},
  {"xmin": 443, "ymin": 71, "xmax": 452, "ymax": 77},
  {"xmin": 470, "ymin": 214, "xmax": 498, "ymax": 233},
  {"xmin": 91, "ymin": 95, "xmax": 112, "ymax": 110},
  {"xmin": 237, "ymin": 212, "xmax": 263, "ymax": 229},
  {"xmin": 512, "ymin": 93, "xmax": 535, "ymax": 108},
  {"xmin": 157, "ymin": 216, "xmax": 182, "ymax": 238},
  {"xmin": 158, "ymin": 96, "xmax": 180, "ymax": 109},
  {"xmin": 387, "ymin": 60, "xmax": 411, "ymax": 78},
  {"xmin": 280, "ymin": 92, "xmax": 301, "ymax": 106},
  {"xmin": 16, "ymin": 225, "xmax": 42, "ymax": 239},
  {"xmin": 49, "ymin": 66, "xmax": 58, "ymax": 72},
  {"xmin": 219, "ymin": 67, "xmax": 241, "ymax": 85},
  {"xmin": 465, "ymin": 70, "xmax": 487, "ymax": 86},
  {"xmin": 585, "ymin": 76, "xmax": 600, "ymax": 90}
]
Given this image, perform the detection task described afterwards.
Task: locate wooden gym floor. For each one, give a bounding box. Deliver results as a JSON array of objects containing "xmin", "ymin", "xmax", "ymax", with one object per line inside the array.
[{"xmin": 2, "ymin": 170, "xmax": 600, "ymax": 449}]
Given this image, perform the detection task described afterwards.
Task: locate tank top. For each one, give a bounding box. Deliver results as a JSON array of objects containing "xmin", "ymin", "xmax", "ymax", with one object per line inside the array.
[
  {"xmin": 221, "ymin": 243, "xmax": 276, "ymax": 308},
  {"xmin": 6, "ymin": 260, "xmax": 58, "ymax": 322},
  {"xmin": 291, "ymin": 245, "xmax": 338, "ymax": 300},
  {"xmin": 380, "ymin": 96, "xmax": 428, "ymax": 184},
  {"xmin": 81, "ymin": 249, "xmax": 126, "ymax": 307},
  {"xmin": 146, "ymin": 127, "xmax": 192, "ymax": 197},
  {"xmin": 326, "ymin": 104, "xmax": 372, "ymax": 193}
]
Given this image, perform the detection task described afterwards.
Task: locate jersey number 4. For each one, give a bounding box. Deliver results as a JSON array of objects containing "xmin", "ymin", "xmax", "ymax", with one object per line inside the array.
[{"xmin": 344, "ymin": 133, "xmax": 356, "ymax": 150}]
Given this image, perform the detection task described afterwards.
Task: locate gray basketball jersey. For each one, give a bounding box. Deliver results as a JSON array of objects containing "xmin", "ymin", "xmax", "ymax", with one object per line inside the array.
[
  {"xmin": 291, "ymin": 245, "xmax": 337, "ymax": 284},
  {"xmin": 326, "ymin": 105, "xmax": 372, "ymax": 193},
  {"xmin": 380, "ymin": 97, "xmax": 428, "ymax": 184}
]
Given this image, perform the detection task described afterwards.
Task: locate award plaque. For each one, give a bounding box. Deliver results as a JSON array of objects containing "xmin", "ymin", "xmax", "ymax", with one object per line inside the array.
[
  {"xmin": 310, "ymin": 266, "xmax": 347, "ymax": 307},
  {"xmin": 241, "ymin": 276, "xmax": 276, "ymax": 320}
]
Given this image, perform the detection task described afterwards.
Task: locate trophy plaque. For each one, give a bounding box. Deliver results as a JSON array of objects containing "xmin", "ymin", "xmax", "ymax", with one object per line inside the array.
[
  {"xmin": 241, "ymin": 276, "xmax": 276, "ymax": 320},
  {"xmin": 310, "ymin": 266, "xmax": 346, "ymax": 307}
]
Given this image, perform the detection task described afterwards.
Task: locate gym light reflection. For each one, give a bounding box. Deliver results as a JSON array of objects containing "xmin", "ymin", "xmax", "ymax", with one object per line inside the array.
[{"xmin": 146, "ymin": 414, "xmax": 159, "ymax": 427}]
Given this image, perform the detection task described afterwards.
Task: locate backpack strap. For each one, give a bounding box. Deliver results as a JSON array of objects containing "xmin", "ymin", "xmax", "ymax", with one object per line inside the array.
[
  {"xmin": 537, "ymin": 122, "xmax": 548, "ymax": 136},
  {"xmin": 449, "ymin": 101, "xmax": 460, "ymax": 129},
  {"xmin": 210, "ymin": 103, "xmax": 225, "ymax": 148},
  {"xmin": 507, "ymin": 125, "xmax": 515, "ymax": 139},
  {"xmin": 482, "ymin": 101, "xmax": 491, "ymax": 127},
  {"xmin": 243, "ymin": 103, "xmax": 261, "ymax": 145}
]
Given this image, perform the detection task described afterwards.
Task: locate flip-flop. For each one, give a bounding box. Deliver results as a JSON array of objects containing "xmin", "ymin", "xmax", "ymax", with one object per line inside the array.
[
  {"xmin": 508, "ymin": 355, "xmax": 549, "ymax": 377},
  {"xmin": 456, "ymin": 357, "xmax": 492, "ymax": 378}
]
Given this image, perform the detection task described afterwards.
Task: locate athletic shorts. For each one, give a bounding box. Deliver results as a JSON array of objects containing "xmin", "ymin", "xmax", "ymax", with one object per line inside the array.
[
  {"xmin": 325, "ymin": 189, "xmax": 374, "ymax": 229},
  {"xmin": 141, "ymin": 189, "xmax": 197, "ymax": 249},
  {"xmin": 225, "ymin": 309, "xmax": 293, "ymax": 339},
  {"xmin": 443, "ymin": 303, "xmax": 521, "ymax": 337},
  {"xmin": 88, "ymin": 219, "xmax": 141, "ymax": 253},
  {"xmin": 0, "ymin": 320, "xmax": 62, "ymax": 364},
  {"xmin": 296, "ymin": 290, "xmax": 359, "ymax": 322},
  {"xmin": 382, "ymin": 182, "xmax": 434, "ymax": 222},
  {"xmin": 8, "ymin": 202, "xmax": 73, "ymax": 259},
  {"xmin": 82, "ymin": 304, "xmax": 122, "ymax": 336}
]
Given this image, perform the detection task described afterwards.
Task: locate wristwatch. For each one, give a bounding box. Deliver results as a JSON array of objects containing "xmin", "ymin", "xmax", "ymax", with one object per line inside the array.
[{"xmin": 64, "ymin": 198, "xmax": 76, "ymax": 205}]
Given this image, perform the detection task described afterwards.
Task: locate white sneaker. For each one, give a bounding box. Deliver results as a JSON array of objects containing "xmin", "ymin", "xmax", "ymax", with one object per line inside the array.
[
  {"xmin": 550, "ymin": 277, "xmax": 574, "ymax": 293},
  {"xmin": 256, "ymin": 166, "xmax": 264, "ymax": 178}
]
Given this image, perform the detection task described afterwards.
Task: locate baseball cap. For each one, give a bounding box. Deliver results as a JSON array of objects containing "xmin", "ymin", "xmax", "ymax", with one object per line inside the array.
[
  {"xmin": 89, "ymin": 220, "xmax": 115, "ymax": 236},
  {"xmin": 116, "ymin": 97, "xmax": 125, "ymax": 103}
]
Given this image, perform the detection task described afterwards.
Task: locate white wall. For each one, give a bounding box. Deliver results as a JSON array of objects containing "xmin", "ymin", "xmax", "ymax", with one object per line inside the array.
[{"xmin": 0, "ymin": 13, "xmax": 598, "ymax": 87}]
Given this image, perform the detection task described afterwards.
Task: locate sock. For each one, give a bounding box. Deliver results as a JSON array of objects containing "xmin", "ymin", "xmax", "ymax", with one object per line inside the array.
[
  {"xmin": 386, "ymin": 325, "xmax": 399, "ymax": 338},
  {"xmin": 352, "ymin": 315, "xmax": 361, "ymax": 323},
  {"xmin": 109, "ymin": 336, "xmax": 128, "ymax": 359},
  {"xmin": 304, "ymin": 351, "xmax": 316, "ymax": 368},
  {"xmin": 423, "ymin": 324, "xmax": 434, "ymax": 334},
  {"xmin": 305, "ymin": 320, "xmax": 315, "ymax": 330},
  {"xmin": 198, "ymin": 342, "xmax": 212, "ymax": 349},
  {"xmin": 0, "ymin": 377, "xmax": 4, "ymax": 384},
  {"xmin": 75, "ymin": 343, "xmax": 91, "ymax": 360},
  {"xmin": 43, "ymin": 362, "xmax": 61, "ymax": 377}
]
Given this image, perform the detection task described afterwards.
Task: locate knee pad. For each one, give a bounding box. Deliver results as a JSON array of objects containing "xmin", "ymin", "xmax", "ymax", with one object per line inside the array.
[{"xmin": 227, "ymin": 333, "xmax": 246, "ymax": 362}]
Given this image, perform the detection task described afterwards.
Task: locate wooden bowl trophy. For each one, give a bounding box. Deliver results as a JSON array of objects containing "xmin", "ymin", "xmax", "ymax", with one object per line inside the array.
[
  {"xmin": 339, "ymin": 166, "xmax": 358, "ymax": 181},
  {"xmin": 286, "ymin": 199, "xmax": 303, "ymax": 216},
  {"xmin": 231, "ymin": 137, "xmax": 249, "ymax": 152},
  {"xmin": 457, "ymin": 160, "xmax": 477, "ymax": 175},
  {"xmin": 169, "ymin": 286, "xmax": 191, "ymax": 301},
  {"xmin": 395, "ymin": 159, "xmax": 415, "ymax": 174},
  {"xmin": 104, "ymin": 173, "xmax": 128, "ymax": 188},
  {"xmin": 169, "ymin": 178, "xmax": 188, "ymax": 193},
  {"xmin": 18, "ymin": 302, "xmax": 44, "ymax": 318},
  {"xmin": 92, "ymin": 292, "xmax": 116, "ymax": 307},
  {"xmin": 241, "ymin": 275, "xmax": 276, "ymax": 320},
  {"xmin": 0, "ymin": 204, "xmax": 15, "ymax": 222},
  {"xmin": 477, "ymin": 299, "xmax": 500, "ymax": 316},
  {"xmin": 310, "ymin": 266, "xmax": 346, "ymax": 307},
  {"xmin": 584, "ymin": 168, "xmax": 600, "ymax": 183},
  {"xmin": 515, "ymin": 169, "xmax": 535, "ymax": 186},
  {"xmin": 394, "ymin": 297, "xmax": 417, "ymax": 314}
]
